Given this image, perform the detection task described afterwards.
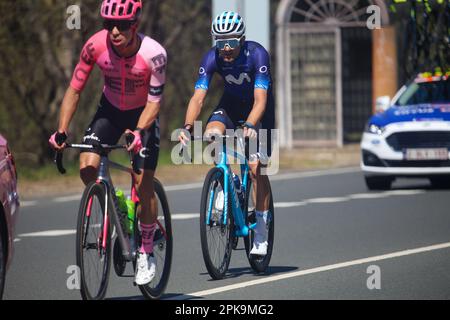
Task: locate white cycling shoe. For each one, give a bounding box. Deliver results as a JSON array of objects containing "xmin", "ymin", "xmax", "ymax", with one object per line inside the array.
[
  {"xmin": 250, "ymin": 234, "xmax": 268, "ymax": 256},
  {"xmin": 250, "ymin": 212, "xmax": 269, "ymax": 256},
  {"xmin": 135, "ymin": 253, "xmax": 156, "ymax": 286}
]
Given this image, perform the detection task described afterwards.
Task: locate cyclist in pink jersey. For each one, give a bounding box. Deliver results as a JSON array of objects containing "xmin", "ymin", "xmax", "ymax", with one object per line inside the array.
[{"xmin": 49, "ymin": 0, "xmax": 166, "ymax": 286}]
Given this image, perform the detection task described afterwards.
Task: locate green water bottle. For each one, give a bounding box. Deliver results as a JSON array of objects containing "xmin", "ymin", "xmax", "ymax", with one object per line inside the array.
[
  {"xmin": 126, "ymin": 197, "xmax": 135, "ymax": 235},
  {"xmin": 115, "ymin": 189, "xmax": 128, "ymax": 213},
  {"xmin": 116, "ymin": 189, "xmax": 129, "ymax": 231}
]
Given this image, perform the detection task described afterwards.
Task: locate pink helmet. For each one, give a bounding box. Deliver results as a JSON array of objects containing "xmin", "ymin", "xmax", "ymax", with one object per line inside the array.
[{"xmin": 101, "ymin": 0, "xmax": 142, "ymax": 20}]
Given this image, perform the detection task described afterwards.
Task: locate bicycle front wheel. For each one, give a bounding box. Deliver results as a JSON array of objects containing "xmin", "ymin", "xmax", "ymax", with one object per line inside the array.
[
  {"xmin": 76, "ymin": 182, "xmax": 112, "ymax": 300},
  {"xmin": 137, "ymin": 178, "xmax": 173, "ymax": 300},
  {"xmin": 200, "ymin": 167, "xmax": 233, "ymax": 280},
  {"xmin": 244, "ymin": 176, "xmax": 275, "ymax": 273}
]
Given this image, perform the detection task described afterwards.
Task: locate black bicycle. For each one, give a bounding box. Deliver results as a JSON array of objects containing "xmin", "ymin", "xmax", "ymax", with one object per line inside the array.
[{"xmin": 54, "ymin": 138, "xmax": 172, "ymax": 300}]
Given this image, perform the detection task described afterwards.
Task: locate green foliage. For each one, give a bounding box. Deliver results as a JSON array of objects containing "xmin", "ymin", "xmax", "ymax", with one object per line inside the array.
[{"xmin": 0, "ymin": 0, "xmax": 215, "ymax": 170}]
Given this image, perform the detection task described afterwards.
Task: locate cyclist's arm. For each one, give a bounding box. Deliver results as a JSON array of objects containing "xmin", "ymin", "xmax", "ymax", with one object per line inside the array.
[
  {"xmin": 246, "ymin": 88, "xmax": 267, "ymax": 126},
  {"xmin": 58, "ymin": 87, "xmax": 81, "ymax": 133},
  {"xmin": 184, "ymin": 89, "xmax": 207, "ymax": 126},
  {"xmin": 184, "ymin": 50, "xmax": 215, "ymax": 126},
  {"xmin": 136, "ymin": 101, "xmax": 161, "ymax": 130},
  {"xmin": 246, "ymin": 46, "xmax": 271, "ymax": 126},
  {"xmin": 58, "ymin": 36, "xmax": 99, "ymax": 133},
  {"xmin": 137, "ymin": 45, "xmax": 167, "ymax": 130}
]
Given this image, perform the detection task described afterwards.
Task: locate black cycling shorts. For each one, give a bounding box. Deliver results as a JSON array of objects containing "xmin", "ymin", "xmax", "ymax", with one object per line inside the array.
[
  {"xmin": 81, "ymin": 95, "xmax": 160, "ymax": 171},
  {"xmin": 207, "ymin": 92, "xmax": 275, "ymax": 158}
]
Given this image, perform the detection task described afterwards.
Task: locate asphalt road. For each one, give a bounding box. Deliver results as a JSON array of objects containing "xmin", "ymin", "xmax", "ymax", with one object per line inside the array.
[{"xmin": 4, "ymin": 167, "xmax": 450, "ymax": 300}]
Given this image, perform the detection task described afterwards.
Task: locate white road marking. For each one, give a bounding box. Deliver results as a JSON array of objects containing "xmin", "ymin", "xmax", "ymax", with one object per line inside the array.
[
  {"xmin": 165, "ymin": 182, "xmax": 204, "ymax": 192},
  {"xmin": 21, "ymin": 201, "xmax": 37, "ymax": 207},
  {"xmin": 22, "ymin": 167, "xmax": 361, "ymax": 207},
  {"xmin": 275, "ymin": 201, "xmax": 307, "ymax": 208},
  {"xmin": 274, "ymin": 190, "xmax": 425, "ymax": 209},
  {"xmin": 270, "ymin": 167, "xmax": 359, "ymax": 182},
  {"xmin": 14, "ymin": 214, "xmax": 201, "ymax": 240},
  {"xmin": 53, "ymin": 195, "xmax": 81, "ymax": 202},
  {"xmin": 18, "ymin": 230, "xmax": 76, "ymax": 237},
  {"xmin": 13, "ymin": 238, "xmax": 21, "ymax": 243},
  {"xmin": 172, "ymin": 213, "xmax": 200, "ymax": 220},
  {"xmin": 167, "ymin": 241, "xmax": 450, "ymax": 300}
]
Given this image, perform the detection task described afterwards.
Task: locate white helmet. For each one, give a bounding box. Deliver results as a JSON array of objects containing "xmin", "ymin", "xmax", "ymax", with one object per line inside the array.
[{"xmin": 211, "ymin": 11, "xmax": 246, "ymax": 38}]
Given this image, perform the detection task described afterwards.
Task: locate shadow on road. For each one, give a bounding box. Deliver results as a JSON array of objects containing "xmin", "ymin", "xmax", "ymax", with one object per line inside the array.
[
  {"xmin": 106, "ymin": 292, "xmax": 185, "ymax": 300},
  {"xmin": 199, "ymin": 265, "xmax": 299, "ymax": 280}
]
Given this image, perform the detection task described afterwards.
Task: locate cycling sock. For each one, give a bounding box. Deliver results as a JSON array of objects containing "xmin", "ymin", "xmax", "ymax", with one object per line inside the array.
[
  {"xmin": 140, "ymin": 223, "xmax": 156, "ymax": 254},
  {"xmin": 255, "ymin": 210, "xmax": 269, "ymax": 237}
]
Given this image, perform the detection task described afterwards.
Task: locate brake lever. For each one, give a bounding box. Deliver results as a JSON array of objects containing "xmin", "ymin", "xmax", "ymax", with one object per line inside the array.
[
  {"xmin": 125, "ymin": 133, "xmax": 142, "ymax": 175},
  {"xmin": 54, "ymin": 151, "xmax": 66, "ymax": 174}
]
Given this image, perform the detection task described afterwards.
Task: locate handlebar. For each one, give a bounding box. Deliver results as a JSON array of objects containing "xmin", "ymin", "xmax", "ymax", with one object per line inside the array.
[
  {"xmin": 178, "ymin": 134, "xmax": 251, "ymax": 160},
  {"xmin": 53, "ymin": 135, "xmax": 139, "ymax": 175}
]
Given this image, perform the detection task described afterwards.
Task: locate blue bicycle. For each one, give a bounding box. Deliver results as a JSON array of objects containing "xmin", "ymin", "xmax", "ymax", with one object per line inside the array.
[{"xmin": 199, "ymin": 134, "xmax": 274, "ymax": 279}]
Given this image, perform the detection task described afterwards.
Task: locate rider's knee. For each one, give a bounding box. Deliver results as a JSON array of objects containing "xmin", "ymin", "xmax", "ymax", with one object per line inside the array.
[
  {"xmin": 204, "ymin": 128, "xmax": 223, "ymax": 140},
  {"xmin": 79, "ymin": 165, "xmax": 98, "ymax": 185},
  {"xmin": 249, "ymin": 162, "xmax": 260, "ymax": 178},
  {"xmin": 135, "ymin": 171, "xmax": 155, "ymax": 196}
]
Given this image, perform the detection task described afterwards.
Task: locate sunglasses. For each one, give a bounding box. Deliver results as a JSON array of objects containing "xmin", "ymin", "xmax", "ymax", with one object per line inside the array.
[
  {"xmin": 215, "ymin": 37, "xmax": 242, "ymax": 50},
  {"xmin": 103, "ymin": 20, "xmax": 136, "ymax": 32}
]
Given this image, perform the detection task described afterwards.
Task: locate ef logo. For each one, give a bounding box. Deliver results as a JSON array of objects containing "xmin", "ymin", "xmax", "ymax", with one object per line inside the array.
[
  {"xmin": 366, "ymin": 265, "xmax": 381, "ymax": 290},
  {"xmin": 66, "ymin": 5, "xmax": 81, "ymax": 30},
  {"xmin": 366, "ymin": 5, "xmax": 381, "ymax": 30}
]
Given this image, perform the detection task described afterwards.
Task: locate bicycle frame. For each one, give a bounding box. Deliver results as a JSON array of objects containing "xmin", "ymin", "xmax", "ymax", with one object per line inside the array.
[
  {"xmin": 206, "ymin": 137, "xmax": 257, "ymax": 238},
  {"xmin": 55, "ymin": 143, "xmax": 163, "ymax": 263},
  {"xmin": 94, "ymin": 154, "xmax": 137, "ymax": 262}
]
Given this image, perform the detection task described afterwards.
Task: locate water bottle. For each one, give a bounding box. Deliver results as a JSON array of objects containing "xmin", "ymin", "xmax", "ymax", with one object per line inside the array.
[
  {"xmin": 115, "ymin": 189, "xmax": 127, "ymax": 211},
  {"xmin": 126, "ymin": 196, "xmax": 136, "ymax": 235},
  {"xmin": 116, "ymin": 189, "xmax": 130, "ymax": 231},
  {"xmin": 232, "ymin": 173, "xmax": 244, "ymax": 206}
]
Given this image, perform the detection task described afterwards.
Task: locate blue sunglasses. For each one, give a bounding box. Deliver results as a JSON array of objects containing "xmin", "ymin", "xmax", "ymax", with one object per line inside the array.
[{"xmin": 215, "ymin": 37, "xmax": 242, "ymax": 50}]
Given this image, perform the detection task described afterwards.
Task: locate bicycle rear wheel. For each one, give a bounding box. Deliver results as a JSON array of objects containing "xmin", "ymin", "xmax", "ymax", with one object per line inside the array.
[
  {"xmin": 200, "ymin": 167, "xmax": 233, "ymax": 280},
  {"xmin": 76, "ymin": 182, "xmax": 112, "ymax": 300},
  {"xmin": 137, "ymin": 178, "xmax": 173, "ymax": 300},
  {"xmin": 244, "ymin": 176, "xmax": 275, "ymax": 273}
]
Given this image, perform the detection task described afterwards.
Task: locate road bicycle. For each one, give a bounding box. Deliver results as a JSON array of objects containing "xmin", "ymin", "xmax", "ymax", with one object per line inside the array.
[
  {"xmin": 196, "ymin": 134, "xmax": 275, "ymax": 279},
  {"xmin": 54, "ymin": 138, "xmax": 172, "ymax": 300}
]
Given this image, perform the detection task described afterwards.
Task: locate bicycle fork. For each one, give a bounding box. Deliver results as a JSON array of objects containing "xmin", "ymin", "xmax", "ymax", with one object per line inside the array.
[{"xmin": 206, "ymin": 165, "xmax": 253, "ymax": 238}]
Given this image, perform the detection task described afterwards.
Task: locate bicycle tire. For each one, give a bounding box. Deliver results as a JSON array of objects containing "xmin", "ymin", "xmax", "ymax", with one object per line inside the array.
[
  {"xmin": 0, "ymin": 221, "xmax": 5, "ymax": 300},
  {"xmin": 243, "ymin": 176, "xmax": 275, "ymax": 273},
  {"xmin": 113, "ymin": 237, "xmax": 126, "ymax": 277},
  {"xmin": 137, "ymin": 178, "xmax": 173, "ymax": 300},
  {"xmin": 76, "ymin": 182, "xmax": 112, "ymax": 300},
  {"xmin": 200, "ymin": 167, "xmax": 233, "ymax": 280}
]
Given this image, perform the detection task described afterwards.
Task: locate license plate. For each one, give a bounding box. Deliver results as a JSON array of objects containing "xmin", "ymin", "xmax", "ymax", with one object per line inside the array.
[{"xmin": 405, "ymin": 148, "xmax": 449, "ymax": 160}]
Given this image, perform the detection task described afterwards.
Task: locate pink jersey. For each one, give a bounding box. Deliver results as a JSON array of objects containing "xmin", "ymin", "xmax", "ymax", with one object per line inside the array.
[{"xmin": 70, "ymin": 30, "xmax": 167, "ymax": 111}]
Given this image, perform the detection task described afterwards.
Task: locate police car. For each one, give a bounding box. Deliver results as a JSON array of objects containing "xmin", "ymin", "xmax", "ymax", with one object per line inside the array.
[{"xmin": 361, "ymin": 72, "xmax": 450, "ymax": 190}]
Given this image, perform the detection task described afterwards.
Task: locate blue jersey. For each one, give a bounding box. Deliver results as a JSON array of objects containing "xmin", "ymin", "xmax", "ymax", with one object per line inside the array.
[{"xmin": 195, "ymin": 41, "xmax": 272, "ymax": 100}]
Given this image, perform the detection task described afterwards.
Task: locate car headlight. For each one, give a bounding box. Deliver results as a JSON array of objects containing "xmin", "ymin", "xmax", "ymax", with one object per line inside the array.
[{"xmin": 365, "ymin": 123, "xmax": 385, "ymax": 135}]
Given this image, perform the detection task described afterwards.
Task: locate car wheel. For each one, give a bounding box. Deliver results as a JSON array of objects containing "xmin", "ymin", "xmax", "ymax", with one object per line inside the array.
[
  {"xmin": 429, "ymin": 176, "xmax": 450, "ymax": 189},
  {"xmin": 0, "ymin": 228, "xmax": 5, "ymax": 300},
  {"xmin": 365, "ymin": 176, "xmax": 393, "ymax": 190}
]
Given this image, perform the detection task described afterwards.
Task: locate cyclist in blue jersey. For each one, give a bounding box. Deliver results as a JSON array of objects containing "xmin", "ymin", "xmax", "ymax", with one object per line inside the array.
[{"xmin": 179, "ymin": 11, "xmax": 275, "ymax": 256}]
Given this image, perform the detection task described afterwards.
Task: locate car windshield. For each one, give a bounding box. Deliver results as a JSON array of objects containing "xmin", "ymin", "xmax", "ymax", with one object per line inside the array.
[{"xmin": 395, "ymin": 78, "xmax": 450, "ymax": 106}]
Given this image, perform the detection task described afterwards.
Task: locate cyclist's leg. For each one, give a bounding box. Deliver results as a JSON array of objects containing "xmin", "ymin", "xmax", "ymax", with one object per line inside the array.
[
  {"xmin": 80, "ymin": 153, "xmax": 101, "ymax": 185},
  {"xmin": 205, "ymin": 95, "xmax": 238, "ymax": 138},
  {"xmin": 205, "ymin": 108, "xmax": 232, "ymax": 137},
  {"xmin": 79, "ymin": 97, "xmax": 124, "ymax": 185},
  {"xmin": 133, "ymin": 118, "xmax": 160, "ymax": 233},
  {"xmin": 249, "ymin": 94, "xmax": 275, "ymax": 255},
  {"xmin": 133, "ymin": 119, "xmax": 160, "ymax": 285}
]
